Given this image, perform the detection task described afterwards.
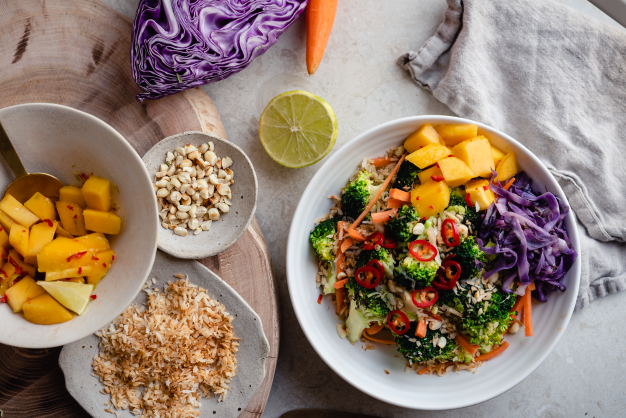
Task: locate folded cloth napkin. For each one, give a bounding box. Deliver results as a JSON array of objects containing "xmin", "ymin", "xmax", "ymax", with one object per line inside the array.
[{"xmin": 398, "ymin": 0, "xmax": 626, "ymax": 310}]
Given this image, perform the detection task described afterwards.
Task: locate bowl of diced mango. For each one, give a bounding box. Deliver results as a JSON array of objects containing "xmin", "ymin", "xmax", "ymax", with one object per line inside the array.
[{"xmin": 0, "ymin": 103, "xmax": 157, "ymax": 348}]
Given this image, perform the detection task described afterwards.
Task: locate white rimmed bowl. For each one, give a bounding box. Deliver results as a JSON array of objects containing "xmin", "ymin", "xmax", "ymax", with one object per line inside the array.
[
  {"xmin": 286, "ymin": 116, "xmax": 581, "ymax": 410},
  {"xmin": 0, "ymin": 103, "xmax": 158, "ymax": 348}
]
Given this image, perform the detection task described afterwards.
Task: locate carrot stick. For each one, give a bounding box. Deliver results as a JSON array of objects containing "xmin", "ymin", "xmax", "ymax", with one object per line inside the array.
[
  {"xmin": 523, "ymin": 286, "xmax": 533, "ymax": 337},
  {"xmin": 362, "ymin": 332, "xmax": 396, "ymax": 345},
  {"xmin": 340, "ymin": 237, "xmax": 353, "ymax": 254},
  {"xmin": 510, "ymin": 295, "xmax": 523, "ymax": 319},
  {"xmin": 333, "ymin": 278, "xmax": 349, "ymax": 289},
  {"xmin": 370, "ymin": 209, "xmax": 398, "ymax": 224},
  {"xmin": 389, "ymin": 188, "xmax": 411, "ymax": 202},
  {"xmin": 474, "ymin": 341, "xmax": 510, "ymax": 362},
  {"xmin": 349, "ymin": 154, "xmax": 407, "ymax": 231},
  {"xmin": 366, "ymin": 323, "xmax": 384, "ymax": 335},
  {"xmin": 347, "ymin": 228, "xmax": 366, "ymax": 242},
  {"xmin": 386, "ymin": 198, "xmax": 405, "ymax": 209},
  {"xmin": 371, "ymin": 157, "xmax": 393, "ymax": 167},
  {"xmin": 455, "ymin": 332, "xmax": 480, "ymax": 356},
  {"xmin": 306, "ymin": 0, "xmax": 338, "ymax": 75},
  {"xmin": 417, "ymin": 366, "xmax": 430, "ymax": 375},
  {"xmin": 503, "ymin": 177, "xmax": 516, "ymax": 190},
  {"xmin": 415, "ymin": 320, "xmax": 427, "ymax": 338}
]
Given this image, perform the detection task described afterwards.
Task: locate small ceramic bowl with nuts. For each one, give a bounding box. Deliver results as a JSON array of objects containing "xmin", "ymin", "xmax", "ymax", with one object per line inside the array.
[{"xmin": 143, "ymin": 131, "xmax": 257, "ymax": 259}]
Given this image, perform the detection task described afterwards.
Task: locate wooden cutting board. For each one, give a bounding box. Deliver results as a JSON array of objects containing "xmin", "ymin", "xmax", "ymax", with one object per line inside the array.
[{"xmin": 0, "ymin": 1, "xmax": 279, "ymax": 417}]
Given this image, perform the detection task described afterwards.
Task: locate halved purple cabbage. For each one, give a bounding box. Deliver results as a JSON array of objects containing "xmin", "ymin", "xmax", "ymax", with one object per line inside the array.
[
  {"xmin": 131, "ymin": 0, "xmax": 309, "ymax": 101},
  {"xmin": 478, "ymin": 170, "xmax": 577, "ymax": 302}
]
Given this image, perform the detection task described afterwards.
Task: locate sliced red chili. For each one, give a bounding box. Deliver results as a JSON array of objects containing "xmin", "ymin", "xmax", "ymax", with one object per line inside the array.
[
  {"xmin": 441, "ymin": 219, "xmax": 460, "ymax": 247},
  {"xmin": 380, "ymin": 236, "xmax": 397, "ymax": 249},
  {"xmin": 317, "ymin": 294, "xmax": 323, "ymax": 304},
  {"xmin": 366, "ymin": 260, "xmax": 385, "ymax": 279},
  {"xmin": 66, "ymin": 251, "xmax": 87, "ymax": 262},
  {"xmin": 0, "ymin": 295, "xmax": 6, "ymax": 303},
  {"xmin": 90, "ymin": 295, "xmax": 97, "ymax": 300},
  {"xmin": 11, "ymin": 275, "xmax": 24, "ymax": 286},
  {"xmin": 386, "ymin": 310, "xmax": 410, "ymax": 335},
  {"xmin": 411, "ymin": 287, "xmax": 439, "ymax": 308},
  {"xmin": 408, "ymin": 240, "xmax": 437, "ymax": 262},
  {"xmin": 363, "ymin": 232, "xmax": 384, "ymax": 251},
  {"xmin": 354, "ymin": 266, "xmax": 381, "ymax": 289},
  {"xmin": 433, "ymin": 260, "xmax": 461, "ymax": 290},
  {"xmin": 43, "ymin": 219, "xmax": 53, "ymax": 227},
  {"xmin": 465, "ymin": 193, "xmax": 473, "ymax": 207},
  {"xmin": 431, "ymin": 175, "xmax": 445, "ymax": 182},
  {"xmin": 429, "ymin": 311, "xmax": 443, "ymax": 321},
  {"xmin": 78, "ymin": 267, "xmax": 82, "ymax": 275}
]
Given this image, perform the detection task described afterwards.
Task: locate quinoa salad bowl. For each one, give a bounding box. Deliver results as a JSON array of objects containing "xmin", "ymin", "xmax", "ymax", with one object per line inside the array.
[{"xmin": 286, "ymin": 116, "xmax": 581, "ymax": 410}]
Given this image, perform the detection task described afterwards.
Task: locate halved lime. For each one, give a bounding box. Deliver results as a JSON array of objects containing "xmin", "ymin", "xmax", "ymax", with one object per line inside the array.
[
  {"xmin": 38, "ymin": 281, "xmax": 94, "ymax": 315},
  {"xmin": 259, "ymin": 90, "xmax": 338, "ymax": 168}
]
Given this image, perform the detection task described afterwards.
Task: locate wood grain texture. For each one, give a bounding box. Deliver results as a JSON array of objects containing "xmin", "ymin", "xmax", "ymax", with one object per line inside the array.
[{"xmin": 0, "ymin": 0, "xmax": 279, "ymax": 417}]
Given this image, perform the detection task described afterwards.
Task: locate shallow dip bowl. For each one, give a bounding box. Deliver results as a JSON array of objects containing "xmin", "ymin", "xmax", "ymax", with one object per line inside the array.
[{"xmin": 286, "ymin": 116, "xmax": 581, "ymax": 410}]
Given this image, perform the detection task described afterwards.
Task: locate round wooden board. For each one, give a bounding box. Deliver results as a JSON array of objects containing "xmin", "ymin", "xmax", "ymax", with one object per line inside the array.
[{"xmin": 0, "ymin": 1, "xmax": 279, "ymax": 417}]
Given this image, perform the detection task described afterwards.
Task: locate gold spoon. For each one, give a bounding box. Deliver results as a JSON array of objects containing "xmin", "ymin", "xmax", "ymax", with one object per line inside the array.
[{"xmin": 0, "ymin": 121, "xmax": 64, "ymax": 203}]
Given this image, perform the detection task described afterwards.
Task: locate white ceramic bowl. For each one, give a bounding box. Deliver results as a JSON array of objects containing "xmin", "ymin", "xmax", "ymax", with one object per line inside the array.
[
  {"xmin": 287, "ymin": 116, "xmax": 581, "ymax": 410},
  {"xmin": 0, "ymin": 103, "xmax": 158, "ymax": 348}
]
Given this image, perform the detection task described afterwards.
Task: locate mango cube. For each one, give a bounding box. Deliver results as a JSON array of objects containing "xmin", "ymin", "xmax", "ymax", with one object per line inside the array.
[
  {"xmin": 495, "ymin": 153, "xmax": 519, "ymax": 183},
  {"xmin": 37, "ymin": 237, "xmax": 94, "ymax": 273},
  {"xmin": 0, "ymin": 211, "xmax": 14, "ymax": 233},
  {"xmin": 434, "ymin": 124, "xmax": 478, "ymax": 147},
  {"xmin": 56, "ymin": 201, "xmax": 87, "ymax": 236},
  {"xmin": 74, "ymin": 233, "xmax": 110, "ymax": 254},
  {"xmin": 0, "ymin": 226, "xmax": 9, "ymax": 249},
  {"xmin": 0, "ymin": 194, "xmax": 39, "ymax": 228},
  {"xmin": 46, "ymin": 267, "xmax": 93, "ymax": 281},
  {"xmin": 0, "ymin": 273, "xmax": 10, "ymax": 298},
  {"xmin": 9, "ymin": 225, "xmax": 29, "ymax": 257},
  {"xmin": 437, "ymin": 157, "xmax": 475, "ymax": 188},
  {"xmin": 84, "ymin": 210, "xmax": 121, "ymax": 235},
  {"xmin": 410, "ymin": 179, "xmax": 450, "ymax": 218},
  {"xmin": 9, "ymin": 249, "xmax": 37, "ymax": 278},
  {"xmin": 452, "ymin": 136, "xmax": 496, "ymax": 178},
  {"xmin": 465, "ymin": 179, "xmax": 495, "ymax": 211},
  {"xmin": 3, "ymin": 261, "xmax": 16, "ymax": 281},
  {"xmin": 406, "ymin": 144, "xmax": 452, "ymax": 169},
  {"xmin": 86, "ymin": 250, "xmax": 115, "ymax": 286},
  {"xmin": 81, "ymin": 176, "xmax": 111, "ymax": 211},
  {"xmin": 404, "ymin": 123, "xmax": 444, "ymax": 153},
  {"xmin": 25, "ymin": 221, "xmax": 58, "ymax": 265},
  {"xmin": 418, "ymin": 166, "xmax": 444, "ymax": 185},
  {"xmin": 24, "ymin": 192, "xmax": 56, "ymax": 221},
  {"xmin": 59, "ymin": 186, "xmax": 87, "ymax": 209},
  {"xmin": 22, "ymin": 293, "xmax": 74, "ymax": 325},
  {"xmin": 490, "ymin": 145, "xmax": 506, "ymax": 167},
  {"xmin": 5, "ymin": 276, "xmax": 46, "ymax": 313}
]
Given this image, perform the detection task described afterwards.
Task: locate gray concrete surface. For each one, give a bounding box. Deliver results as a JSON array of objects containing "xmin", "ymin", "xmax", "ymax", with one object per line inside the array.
[{"xmin": 102, "ymin": 0, "xmax": 626, "ymax": 416}]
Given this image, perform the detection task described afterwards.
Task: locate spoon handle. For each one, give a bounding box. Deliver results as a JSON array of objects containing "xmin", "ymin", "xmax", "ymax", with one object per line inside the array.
[{"xmin": 0, "ymin": 121, "xmax": 27, "ymax": 179}]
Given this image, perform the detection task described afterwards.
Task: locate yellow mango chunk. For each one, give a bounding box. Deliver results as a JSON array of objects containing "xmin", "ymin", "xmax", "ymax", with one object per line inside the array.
[
  {"xmin": 84, "ymin": 210, "xmax": 121, "ymax": 235},
  {"xmin": 25, "ymin": 221, "xmax": 58, "ymax": 265},
  {"xmin": 81, "ymin": 176, "xmax": 111, "ymax": 211},
  {"xmin": 56, "ymin": 201, "xmax": 87, "ymax": 236},
  {"xmin": 465, "ymin": 179, "xmax": 495, "ymax": 211},
  {"xmin": 86, "ymin": 250, "xmax": 115, "ymax": 286},
  {"xmin": 434, "ymin": 124, "xmax": 478, "ymax": 147},
  {"xmin": 55, "ymin": 224, "xmax": 74, "ymax": 238},
  {"xmin": 24, "ymin": 193, "xmax": 56, "ymax": 221},
  {"xmin": 0, "ymin": 211, "xmax": 14, "ymax": 233},
  {"xmin": 64, "ymin": 277, "xmax": 85, "ymax": 284},
  {"xmin": 490, "ymin": 145, "xmax": 506, "ymax": 167},
  {"xmin": 23, "ymin": 293, "xmax": 74, "ymax": 325},
  {"xmin": 5, "ymin": 276, "xmax": 46, "ymax": 313},
  {"xmin": 9, "ymin": 225, "xmax": 29, "ymax": 257},
  {"xmin": 0, "ymin": 194, "xmax": 39, "ymax": 228},
  {"xmin": 74, "ymin": 233, "xmax": 110, "ymax": 254},
  {"xmin": 9, "ymin": 249, "xmax": 37, "ymax": 278},
  {"xmin": 3, "ymin": 261, "xmax": 16, "ymax": 281},
  {"xmin": 496, "ymin": 153, "xmax": 519, "ymax": 183},
  {"xmin": 406, "ymin": 144, "xmax": 452, "ymax": 169},
  {"xmin": 404, "ymin": 123, "xmax": 444, "ymax": 153},
  {"xmin": 0, "ymin": 226, "xmax": 9, "ymax": 249},
  {"xmin": 37, "ymin": 237, "xmax": 94, "ymax": 273},
  {"xmin": 437, "ymin": 157, "xmax": 475, "ymax": 188},
  {"xmin": 418, "ymin": 166, "xmax": 444, "ymax": 184},
  {"xmin": 452, "ymin": 136, "xmax": 496, "ymax": 178},
  {"xmin": 46, "ymin": 267, "xmax": 93, "ymax": 281},
  {"xmin": 0, "ymin": 273, "xmax": 10, "ymax": 298},
  {"xmin": 410, "ymin": 180, "xmax": 450, "ymax": 218},
  {"xmin": 59, "ymin": 186, "xmax": 87, "ymax": 209}
]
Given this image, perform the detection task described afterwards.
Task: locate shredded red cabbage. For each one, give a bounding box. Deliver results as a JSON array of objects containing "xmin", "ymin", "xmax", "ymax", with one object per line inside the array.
[{"xmin": 478, "ymin": 170, "xmax": 577, "ymax": 302}]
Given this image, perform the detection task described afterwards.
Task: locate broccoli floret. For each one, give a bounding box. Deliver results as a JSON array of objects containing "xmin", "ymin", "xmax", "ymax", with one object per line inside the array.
[
  {"xmin": 341, "ymin": 171, "xmax": 383, "ymax": 219},
  {"xmin": 355, "ymin": 248, "xmax": 395, "ymax": 279},
  {"xmin": 461, "ymin": 288, "xmax": 516, "ymax": 348},
  {"xmin": 345, "ymin": 280, "xmax": 390, "ymax": 344},
  {"xmin": 393, "ymin": 254, "xmax": 439, "ymax": 289},
  {"xmin": 388, "ymin": 205, "xmax": 420, "ymax": 243},
  {"xmin": 448, "ymin": 188, "xmax": 482, "ymax": 231},
  {"xmin": 450, "ymin": 236, "xmax": 486, "ymax": 281},
  {"xmin": 394, "ymin": 160, "xmax": 422, "ymax": 190},
  {"xmin": 309, "ymin": 217, "xmax": 339, "ymax": 262},
  {"xmin": 394, "ymin": 323, "xmax": 454, "ymax": 363}
]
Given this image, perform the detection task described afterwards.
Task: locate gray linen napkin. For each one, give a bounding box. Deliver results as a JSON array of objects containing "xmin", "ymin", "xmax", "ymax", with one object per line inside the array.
[{"xmin": 398, "ymin": 0, "xmax": 626, "ymax": 310}]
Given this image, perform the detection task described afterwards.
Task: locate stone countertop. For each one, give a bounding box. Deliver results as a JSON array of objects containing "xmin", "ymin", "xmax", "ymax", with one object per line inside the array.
[{"xmin": 103, "ymin": 0, "xmax": 626, "ymax": 416}]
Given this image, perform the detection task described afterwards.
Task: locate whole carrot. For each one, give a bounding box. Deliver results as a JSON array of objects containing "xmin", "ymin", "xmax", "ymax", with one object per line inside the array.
[{"xmin": 306, "ymin": 0, "xmax": 338, "ymax": 75}]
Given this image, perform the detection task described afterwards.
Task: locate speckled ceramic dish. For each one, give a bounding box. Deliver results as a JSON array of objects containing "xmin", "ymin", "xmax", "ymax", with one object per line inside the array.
[
  {"xmin": 143, "ymin": 132, "xmax": 257, "ymax": 259},
  {"xmin": 0, "ymin": 103, "xmax": 157, "ymax": 349},
  {"xmin": 60, "ymin": 250, "xmax": 269, "ymax": 418}
]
